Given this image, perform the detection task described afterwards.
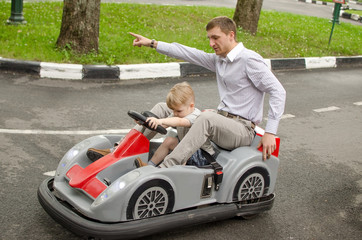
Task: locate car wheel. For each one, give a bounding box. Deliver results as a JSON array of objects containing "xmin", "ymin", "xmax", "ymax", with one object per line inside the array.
[
  {"xmin": 126, "ymin": 180, "xmax": 174, "ymax": 220},
  {"xmin": 233, "ymin": 167, "xmax": 269, "ymax": 202}
]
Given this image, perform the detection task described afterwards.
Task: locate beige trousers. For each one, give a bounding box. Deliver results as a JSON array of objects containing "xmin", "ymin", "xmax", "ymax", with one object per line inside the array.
[{"xmin": 159, "ymin": 111, "xmax": 255, "ymax": 168}]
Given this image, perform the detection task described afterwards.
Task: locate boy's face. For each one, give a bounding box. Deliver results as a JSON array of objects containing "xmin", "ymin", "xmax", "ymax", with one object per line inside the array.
[
  {"xmin": 207, "ymin": 26, "xmax": 236, "ymax": 58},
  {"xmin": 172, "ymin": 102, "xmax": 194, "ymax": 118}
]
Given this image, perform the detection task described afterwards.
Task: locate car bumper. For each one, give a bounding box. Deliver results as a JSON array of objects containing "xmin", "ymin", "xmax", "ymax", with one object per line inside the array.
[{"xmin": 38, "ymin": 177, "xmax": 275, "ymax": 239}]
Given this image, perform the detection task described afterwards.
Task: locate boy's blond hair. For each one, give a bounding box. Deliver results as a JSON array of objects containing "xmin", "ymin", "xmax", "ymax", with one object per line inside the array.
[{"xmin": 166, "ymin": 82, "xmax": 195, "ymax": 110}]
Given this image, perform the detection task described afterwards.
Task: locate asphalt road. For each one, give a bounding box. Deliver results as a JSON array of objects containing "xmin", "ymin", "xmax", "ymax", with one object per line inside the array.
[{"xmin": 0, "ymin": 68, "xmax": 361, "ymax": 239}]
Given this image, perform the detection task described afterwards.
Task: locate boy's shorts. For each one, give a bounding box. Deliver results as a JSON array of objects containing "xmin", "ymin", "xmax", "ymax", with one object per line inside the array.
[{"xmin": 186, "ymin": 149, "xmax": 209, "ymax": 167}]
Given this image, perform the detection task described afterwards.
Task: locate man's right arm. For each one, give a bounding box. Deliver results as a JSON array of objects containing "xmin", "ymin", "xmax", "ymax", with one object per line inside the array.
[
  {"xmin": 129, "ymin": 32, "xmax": 216, "ymax": 72},
  {"xmin": 156, "ymin": 41, "xmax": 215, "ymax": 72}
]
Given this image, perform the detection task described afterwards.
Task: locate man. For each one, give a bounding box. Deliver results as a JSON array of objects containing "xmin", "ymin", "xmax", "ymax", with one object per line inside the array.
[{"xmin": 130, "ymin": 16, "xmax": 286, "ymax": 167}]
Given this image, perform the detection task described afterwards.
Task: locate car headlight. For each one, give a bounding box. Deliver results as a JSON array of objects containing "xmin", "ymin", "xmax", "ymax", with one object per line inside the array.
[
  {"xmin": 93, "ymin": 192, "xmax": 109, "ymax": 207},
  {"xmin": 62, "ymin": 148, "xmax": 80, "ymax": 165},
  {"xmin": 65, "ymin": 148, "xmax": 80, "ymax": 160},
  {"xmin": 118, "ymin": 171, "xmax": 141, "ymax": 190},
  {"xmin": 93, "ymin": 185, "xmax": 116, "ymax": 207},
  {"xmin": 92, "ymin": 170, "xmax": 141, "ymax": 207},
  {"xmin": 119, "ymin": 181, "xmax": 126, "ymax": 190},
  {"xmin": 56, "ymin": 148, "xmax": 80, "ymax": 176}
]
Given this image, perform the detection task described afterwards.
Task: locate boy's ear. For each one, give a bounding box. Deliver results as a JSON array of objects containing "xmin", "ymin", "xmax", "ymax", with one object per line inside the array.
[{"xmin": 190, "ymin": 102, "xmax": 195, "ymax": 108}]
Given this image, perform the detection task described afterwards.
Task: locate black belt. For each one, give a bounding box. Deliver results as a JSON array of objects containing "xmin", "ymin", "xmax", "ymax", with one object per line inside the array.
[{"xmin": 217, "ymin": 110, "xmax": 255, "ymax": 129}]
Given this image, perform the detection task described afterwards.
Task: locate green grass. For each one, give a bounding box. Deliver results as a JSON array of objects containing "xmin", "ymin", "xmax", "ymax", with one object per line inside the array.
[
  {"xmin": 345, "ymin": 9, "xmax": 362, "ymax": 15},
  {"xmin": 0, "ymin": 1, "xmax": 361, "ymax": 65}
]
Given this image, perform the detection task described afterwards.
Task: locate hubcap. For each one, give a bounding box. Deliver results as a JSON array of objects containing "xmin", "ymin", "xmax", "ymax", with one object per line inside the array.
[
  {"xmin": 134, "ymin": 186, "xmax": 168, "ymax": 219},
  {"xmin": 238, "ymin": 173, "xmax": 265, "ymax": 201}
]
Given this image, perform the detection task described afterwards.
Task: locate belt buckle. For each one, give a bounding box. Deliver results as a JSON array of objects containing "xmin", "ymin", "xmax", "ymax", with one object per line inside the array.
[
  {"xmin": 218, "ymin": 110, "xmax": 228, "ymax": 117},
  {"xmin": 230, "ymin": 113, "xmax": 238, "ymax": 119}
]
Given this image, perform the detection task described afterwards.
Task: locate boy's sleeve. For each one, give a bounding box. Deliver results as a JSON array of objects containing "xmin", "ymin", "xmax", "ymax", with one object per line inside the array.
[{"xmin": 183, "ymin": 109, "xmax": 201, "ymax": 126}]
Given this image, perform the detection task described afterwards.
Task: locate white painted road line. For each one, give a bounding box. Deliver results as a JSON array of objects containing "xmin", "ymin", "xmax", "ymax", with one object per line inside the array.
[
  {"xmin": 0, "ymin": 129, "xmax": 131, "ymax": 135},
  {"xmin": 43, "ymin": 171, "xmax": 56, "ymax": 177},
  {"xmin": 264, "ymin": 113, "xmax": 295, "ymax": 121},
  {"xmin": 281, "ymin": 114, "xmax": 296, "ymax": 119},
  {"xmin": 313, "ymin": 106, "xmax": 340, "ymax": 113},
  {"xmin": 2, "ymin": 102, "xmax": 359, "ymax": 136}
]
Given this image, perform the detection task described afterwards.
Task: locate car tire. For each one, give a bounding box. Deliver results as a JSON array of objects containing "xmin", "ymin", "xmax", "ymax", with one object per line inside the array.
[
  {"xmin": 126, "ymin": 179, "xmax": 175, "ymax": 220},
  {"xmin": 232, "ymin": 167, "xmax": 270, "ymax": 202}
]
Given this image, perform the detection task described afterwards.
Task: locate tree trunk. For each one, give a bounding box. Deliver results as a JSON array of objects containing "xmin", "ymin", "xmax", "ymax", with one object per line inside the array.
[
  {"xmin": 56, "ymin": 0, "xmax": 101, "ymax": 54},
  {"xmin": 233, "ymin": 0, "xmax": 263, "ymax": 35}
]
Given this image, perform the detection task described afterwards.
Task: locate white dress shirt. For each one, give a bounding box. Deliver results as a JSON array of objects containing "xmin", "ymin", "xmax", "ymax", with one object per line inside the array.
[{"xmin": 156, "ymin": 41, "xmax": 286, "ymax": 135}]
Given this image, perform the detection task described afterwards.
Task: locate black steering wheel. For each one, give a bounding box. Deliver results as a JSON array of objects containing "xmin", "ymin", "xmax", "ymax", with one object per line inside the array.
[{"xmin": 128, "ymin": 110, "xmax": 167, "ymax": 135}]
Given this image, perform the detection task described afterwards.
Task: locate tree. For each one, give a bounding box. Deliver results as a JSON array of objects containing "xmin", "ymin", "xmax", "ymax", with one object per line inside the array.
[
  {"xmin": 56, "ymin": 0, "xmax": 101, "ymax": 54},
  {"xmin": 233, "ymin": 0, "xmax": 263, "ymax": 35}
]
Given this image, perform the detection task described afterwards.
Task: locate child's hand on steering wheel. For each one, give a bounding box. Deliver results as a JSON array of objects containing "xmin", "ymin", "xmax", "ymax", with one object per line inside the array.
[{"xmin": 146, "ymin": 117, "xmax": 161, "ymax": 129}]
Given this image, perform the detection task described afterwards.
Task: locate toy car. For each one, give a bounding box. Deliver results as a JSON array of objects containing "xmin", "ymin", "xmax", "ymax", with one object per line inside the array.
[{"xmin": 38, "ymin": 110, "xmax": 280, "ymax": 239}]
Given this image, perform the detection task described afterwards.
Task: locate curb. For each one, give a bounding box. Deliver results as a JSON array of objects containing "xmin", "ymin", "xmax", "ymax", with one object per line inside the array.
[
  {"xmin": 340, "ymin": 10, "xmax": 362, "ymax": 21},
  {"xmin": 298, "ymin": 0, "xmax": 335, "ymax": 7},
  {"xmin": 1, "ymin": 56, "xmax": 362, "ymax": 81},
  {"xmin": 297, "ymin": 0, "xmax": 362, "ymax": 7}
]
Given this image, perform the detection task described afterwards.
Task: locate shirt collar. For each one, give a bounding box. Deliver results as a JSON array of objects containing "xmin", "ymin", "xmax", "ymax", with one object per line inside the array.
[
  {"xmin": 220, "ymin": 42, "xmax": 245, "ymax": 63},
  {"xmin": 227, "ymin": 42, "xmax": 244, "ymax": 62}
]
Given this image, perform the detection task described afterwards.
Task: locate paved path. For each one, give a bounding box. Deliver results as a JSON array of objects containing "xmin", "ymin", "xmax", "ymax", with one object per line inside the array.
[
  {"xmin": 26, "ymin": 0, "xmax": 361, "ymax": 25},
  {"xmin": 103, "ymin": 0, "xmax": 362, "ymax": 25}
]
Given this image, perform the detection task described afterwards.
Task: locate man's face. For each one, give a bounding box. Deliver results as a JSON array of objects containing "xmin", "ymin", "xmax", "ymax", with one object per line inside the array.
[{"xmin": 207, "ymin": 26, "xmax": 235, "ymax": 58}]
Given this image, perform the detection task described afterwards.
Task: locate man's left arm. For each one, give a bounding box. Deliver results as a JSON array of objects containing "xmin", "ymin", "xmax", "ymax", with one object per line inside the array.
[
  {"xmin": 257, "ymin": 132, "xmax": 277, "ymax": 161},
  {"xmin": 247, "ymin": 56, "xmax": 286, "ymax": 160}
]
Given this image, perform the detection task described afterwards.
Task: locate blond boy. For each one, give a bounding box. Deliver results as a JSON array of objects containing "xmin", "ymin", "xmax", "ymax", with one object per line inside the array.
[{"xmin": 135, "ymin": 81, "xmax": 213, "ymax": 167}]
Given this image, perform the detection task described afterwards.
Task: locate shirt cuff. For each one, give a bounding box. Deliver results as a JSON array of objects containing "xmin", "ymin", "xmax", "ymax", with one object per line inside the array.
[
  {"xmin": 264, "ymin": 118, "xmax": 279, "ymax": 135},
  {"xmin": 156, "ymin": 41, "xmax": 169, "ymax": 54}
]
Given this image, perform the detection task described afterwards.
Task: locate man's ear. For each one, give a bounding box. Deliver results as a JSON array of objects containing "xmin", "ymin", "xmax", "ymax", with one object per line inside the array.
[{"xmin": 229, "ymin": 31, "xmax": 236, "ymax": 41}]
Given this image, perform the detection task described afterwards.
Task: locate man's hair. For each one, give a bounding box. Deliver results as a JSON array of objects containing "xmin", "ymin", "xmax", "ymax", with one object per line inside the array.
[
  {"xmin": 166, "ymin": 81, "xmax": 195, "ymax": 109},
  {"xmin": 206, "ymin": 16, "xmax": 237, "ymax": 39}
]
